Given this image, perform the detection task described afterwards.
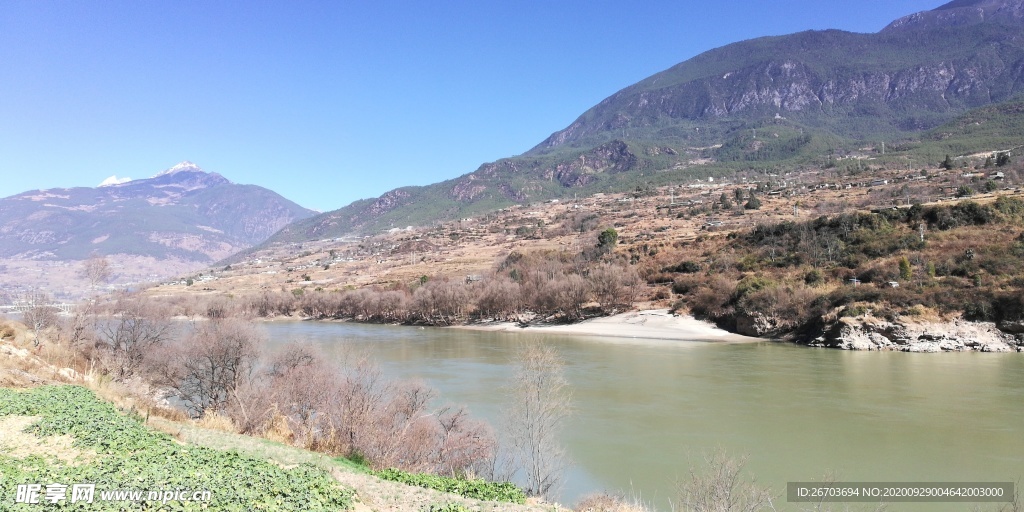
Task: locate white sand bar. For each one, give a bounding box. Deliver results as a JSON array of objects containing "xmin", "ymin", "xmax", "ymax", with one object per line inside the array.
[{"xmin": 458, "ymin": 309, "xmax": 764, "ymax": 343}]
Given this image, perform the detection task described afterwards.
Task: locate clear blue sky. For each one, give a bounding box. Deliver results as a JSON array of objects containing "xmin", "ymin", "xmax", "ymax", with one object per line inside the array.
[{"xmin": 0, "ymin": 0, "xmax": 943, "ymax": 212}]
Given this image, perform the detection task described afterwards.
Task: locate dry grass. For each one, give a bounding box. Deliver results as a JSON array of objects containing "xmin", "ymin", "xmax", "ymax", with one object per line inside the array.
[
  {"xmin": 83, "ymin": 375, "xmax": 189, "ymax": 424},
  {"xmin": 900, "ymin": 304, "xmax": 946, "ymax": 322},
  {"xmin": 1, "ymin": 322, "xmax": 54, "ymax": 387},
  {"xmin": 0, "ymin": 415, "xmax": 97, "ymax": 466},
  {"xmin": 575, "ymin": 492, "xmax": 650, "ymax": 512},
  {"xmin": 0, "ymin": 322, "xmax": 16, "ymax": 340},
  {"xmin": 0, "ymin": 320, "xmax": 29, "ymax": 347},
  {"xmin": 263, "ymin": 407, "xmax": 295, "ymax": 445},
  {"xmin": 0, "ymin": 319, "xmax": 105, "ymax": 388},
  {"xmin": 196, "ymin": 410, "xmax": 238, "ymax": 433}
]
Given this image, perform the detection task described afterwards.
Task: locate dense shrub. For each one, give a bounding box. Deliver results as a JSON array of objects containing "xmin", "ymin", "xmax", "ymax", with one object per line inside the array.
[
  {"xmin": 804, "ymin": 269, "xmax": 824, "ymax": 286},
  {"xmin": 688, "ymin": 276, "xmax": 736, "ymax": 320},
  {"xmin": 669, "ymin": 260, "xmax": 703, "ymax": 273},
  {"xmin": 734, "ymin": 275, "xmax": 774, "ymax": 299},
  {"xmin": 924, "ymin": 201, "xmax": 993, "ymax": 230},
  {"xmin": 657, "ymin": 198, "xmax": 1024, "ymax": 336}
]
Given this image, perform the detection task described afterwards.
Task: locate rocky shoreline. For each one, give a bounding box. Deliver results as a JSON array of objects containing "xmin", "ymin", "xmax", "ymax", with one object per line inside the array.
[
  {"xmin": 264, "ymin": 308, "xmax": 1024, "ymax": 353},
  {"xmin": 807, "ymin": 317, "xmax": 1024, "ymax": 352}
]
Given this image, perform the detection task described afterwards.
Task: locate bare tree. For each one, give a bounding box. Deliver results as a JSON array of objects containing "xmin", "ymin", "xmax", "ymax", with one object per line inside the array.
[
  {"xmin": 413, "ymin": 280, "xmax": 469, "ymax": 325},
  {"xmin": 265, "ymin": 341, "xmax": 320, "ymax": 377},
  {"xmin": 591, "ymin": 263, "xmax": 626, "ymax": 313},
  {"xmin": 434, "ymin": 405, "xmax": 498, "ymax": 479},
  {"xmin": 476, "ymin": 277, "xmax": 523, "ymax": 320},
  {"xmin": 223, "ymin": 342, "xmax": 334, "ymax": 443},
  {"xmin": 621, "ymin": 265, "xmax": 643, "ymax": 307},
  {"xmin": 366, "ymin": 378, "xmax": 438, "ymax": 471},
  {"xmin": 152, "ymin": 318, "xmax": 262, "ymax": 417},
  {"xmin": 505, "ymin": 343, "xmax": 572, "ymax": 499},
  {"xmin": 96, "ymin": 294, "xmax": 174, "ymax": 380},
  {"xmin": 299, "ymin": 291, "xmax": 332, "ymax": 319},
  {"xmin": 675, "ymin": 451, "xmax": 776, "ymax": 512},
  {"xmin": 19, "ymin": 290, "xmax": 58, "ymax": 347},
  {"xmin": 264, "ymin": 345, "xmax": 342, "ymax": 448},
  {"xmin": 52, "ymin": 302, "xmax": 98, "ymax": 369},
  {"xmin": 324, "ymin": 349, "xmax": 390, "ymax": 454},
  {"xmin": 557, "ymin": 274, "xmax": 590, "ymax": 321},
  {"xmin": 81, "ymin": 253, "xmax": 111, "ymax": 292},
  {"xmin": 376, "ymin": 290, "xmax": 411, "ymax": 323}
]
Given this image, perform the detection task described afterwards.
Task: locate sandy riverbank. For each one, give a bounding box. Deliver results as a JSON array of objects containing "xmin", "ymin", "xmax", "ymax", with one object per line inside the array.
[{"xmin": 455, "ymin": 309, "xmax": 764, "ymax": 343}]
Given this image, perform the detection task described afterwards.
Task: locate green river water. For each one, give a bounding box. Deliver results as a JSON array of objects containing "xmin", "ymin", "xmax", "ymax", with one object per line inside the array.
[{"xmin": 260, "ymin": 321, "xmax": 1024, "ymax": 511}]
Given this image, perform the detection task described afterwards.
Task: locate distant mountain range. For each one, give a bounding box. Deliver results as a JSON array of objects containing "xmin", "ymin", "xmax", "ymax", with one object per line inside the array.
[
  {"xmin": 262, "ymin": 0, "xmax": 1024, "ymax": 245},
  {"xmin": 0, "ymin": 162, "xmax": 315, "ymax": 263}
]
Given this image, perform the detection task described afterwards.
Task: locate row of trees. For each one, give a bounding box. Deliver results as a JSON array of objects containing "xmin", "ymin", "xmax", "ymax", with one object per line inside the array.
[
  {"xmin": 160, "ymin": 253, "xmax": 644, "ymax": 326},
  {"xmin": 150, "ymin": 328, "xmax": 500, "ymax": 477},
  {"xmin": 32, "ymin": 291, "xmax": 576, "ymax": 497},
  {"xmin": 37, "ymin": 294, "xmax": 502, "ymax": 479},
  {"xmin": 290, "ymin": 257, "xmax": 641, "ymax": 324}
]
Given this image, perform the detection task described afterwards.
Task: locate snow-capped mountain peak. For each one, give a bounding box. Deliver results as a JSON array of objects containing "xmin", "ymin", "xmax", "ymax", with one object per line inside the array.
[
  {"xmin": 151, "ymin": 161, "xmax": 203, "ymax": 178},
  {"xmin": 98, "ymin": 175, "xmax": 132, "ymax": 187}
]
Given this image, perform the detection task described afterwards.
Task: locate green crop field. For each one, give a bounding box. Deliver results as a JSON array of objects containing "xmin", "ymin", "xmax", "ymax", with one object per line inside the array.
[{"xmin": 0, "ymin": 386, "xmax": 353, "ymax": 511}]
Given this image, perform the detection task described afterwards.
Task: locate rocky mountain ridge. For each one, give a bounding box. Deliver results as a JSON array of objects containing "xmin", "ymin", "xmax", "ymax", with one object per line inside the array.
[
  {"xmin": 259, "ymin": 0, "xmax": 1024, "ymax": 246},
  {"xmin": 0, "ymin": 162, "xmax": 314, "ymax": 263},
  {"xmin": 884, "ymin": 0, "xmax": 1024, "ymax": 32},
  {"xmin": 534, "ymin": 0, "xmax": 1024, "ymax": 152}
]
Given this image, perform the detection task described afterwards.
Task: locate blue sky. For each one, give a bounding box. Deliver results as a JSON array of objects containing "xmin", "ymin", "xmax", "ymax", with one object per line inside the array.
[{"xmin": 0, "ymin": 0, "xmax": 943, "ymax": 212}]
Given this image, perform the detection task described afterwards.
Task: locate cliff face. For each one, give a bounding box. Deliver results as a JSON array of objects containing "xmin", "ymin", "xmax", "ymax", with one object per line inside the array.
[
  {"xmin": 535, "ymin": 15, "xmax": 1024, "ymax": 151},
  {"xmin": 471, "ymin": 140, "xmax": 640, "ymax": 191},
  {"xmin": 884, "ymin": 0, "xmax": 1024, "ymax": 32}
]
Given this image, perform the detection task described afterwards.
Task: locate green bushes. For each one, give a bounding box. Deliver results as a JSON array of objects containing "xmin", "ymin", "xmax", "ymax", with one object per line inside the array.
[
  {"xmin": 924, "ymin": 201, "xmax": 993, "ymax": 230},
  {"xmin": 734, "ymin": 275, "xmax": 773, "ymax": 299},
  {"xmin": 994, "ymin": 196, "xmax": 1024, "ymax": 219},
  {"xmin": 899, "ymin": 257, "xmax": 912, "ymax": 281},
  {"xmin": 597, "ymin": 228, "xmax": 619, "ymax": 253},
  {"xmin": 425, "ymin": 504, "xmax": 472, "ymax": 512},
  {"xmin": 373, "ymin": 468, "xmax": 526, "ymax": 504},
  {"xmin": 804, "ymin": 269, "xmax": 824, "ymax": 286},
  {"xmin": 669, "ymin": 260, "xmax": 703, "ymax": 273}
]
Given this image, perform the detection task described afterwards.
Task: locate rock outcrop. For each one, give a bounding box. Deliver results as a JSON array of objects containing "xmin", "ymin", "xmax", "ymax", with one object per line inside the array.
[{"xmin": 809, "ymin": 316, "xmax": 1023, "ymax": 352}]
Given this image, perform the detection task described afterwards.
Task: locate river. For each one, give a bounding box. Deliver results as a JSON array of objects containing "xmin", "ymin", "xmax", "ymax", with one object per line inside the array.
[{"xmin": 260, "ymin": 320, "xmax": 1024, "ymax": 511}]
